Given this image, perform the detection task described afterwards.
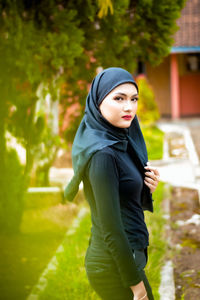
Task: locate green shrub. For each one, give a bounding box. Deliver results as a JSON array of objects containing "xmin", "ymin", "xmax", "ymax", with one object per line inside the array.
[
  {"xmin": 137, "ymin": 75, "xmax": 160, "ymax": 125},
  {"xmin": 142, "ymin": 125, "xmax": 164, "ymax": 160},
  {"xmin": 0, "ymin": 149, "xmax": 25, "ymax": 234}
]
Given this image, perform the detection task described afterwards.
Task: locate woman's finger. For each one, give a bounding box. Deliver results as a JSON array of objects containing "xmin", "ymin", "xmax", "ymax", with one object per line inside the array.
[
  {"xmin": 144, "ymin": 173, "xmax": 159, "ymax": 193},
  {"xmin": 144, "ymin": 177, "xmax": 155, "ymax": 186},
  {"xmin": 144, "ymin": 178, "xmax": 154, "ymax": 187},
  {"xmin": 145, "ymin": 167, "xmax": 160, "ymax": 179},
  {"xmin": 144, "ymin": 180, "xmax": 155, "ymax": 192},
  {"xmin": 145, "ymin": 171, "xmax": 160, "ymax": 182},
  {"xmin": 153, "ymin": 168, "xmax": 160, "ymax": 176}
]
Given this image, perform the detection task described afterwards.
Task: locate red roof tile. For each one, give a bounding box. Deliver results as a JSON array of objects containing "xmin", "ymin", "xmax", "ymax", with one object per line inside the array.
[{"xmin": 174, "ymin": 0, "xmax": 200, "ymax": 47}]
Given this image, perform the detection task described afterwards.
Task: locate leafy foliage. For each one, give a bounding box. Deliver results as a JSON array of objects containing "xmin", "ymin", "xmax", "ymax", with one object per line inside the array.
[
  {"xmin": 137, "ymin": 75, "xmax": 160, "ymax": 125},
  {"xmin": 142, "ymin": 125, "xmax": 164, "ymax": 160},
  {"xmin": 0, "ymin": 0, "xmax": 185, "ymax": 232},
  {"xmin": 77, "ymin": 0, "xmax": 186, "ymax": 70},
  {"xmin": 59, "ymin": 0, "xmax": 185, "ymax": 139},
  {"xmin": 0, "ymin": 0, "xmax": 85, "ymax": 232}
]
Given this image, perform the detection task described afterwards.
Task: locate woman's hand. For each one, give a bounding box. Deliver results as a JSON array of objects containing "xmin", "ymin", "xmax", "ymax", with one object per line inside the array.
[
  {"xmin": 144, "ymin": 162, "xmax": 160, "ymax": 194},
  {"xmin": 130, "ymin": 281, "xmax": 149, "ymax": 300}
]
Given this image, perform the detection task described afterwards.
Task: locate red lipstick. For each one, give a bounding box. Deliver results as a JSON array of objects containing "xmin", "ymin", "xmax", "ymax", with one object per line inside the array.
[{"xmin": 122, "ymin": 115, "xmax": 132, "ymax": 120}]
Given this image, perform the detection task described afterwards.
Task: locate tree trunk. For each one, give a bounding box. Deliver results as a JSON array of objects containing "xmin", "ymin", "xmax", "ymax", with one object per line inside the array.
[{"xmin": 23, "ymin": 98, "xmax": 37, "ymax": 188}]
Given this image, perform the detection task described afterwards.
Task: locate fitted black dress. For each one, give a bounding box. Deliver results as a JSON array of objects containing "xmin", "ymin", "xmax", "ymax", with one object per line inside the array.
[{"xmin": 83, "ymin": 143, "xmax": 154, "ymax": 300}]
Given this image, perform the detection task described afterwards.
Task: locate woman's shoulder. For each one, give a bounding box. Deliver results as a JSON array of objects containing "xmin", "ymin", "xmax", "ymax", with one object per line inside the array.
[
  {"xmin": 87, "ymin": 146, "xmax": 117, "ymax": 171},
  {"xmin": 92, "ymin": 146, "xmax": 116, "ymax": 160},
  {"xmin": 87, "ymin": 146, "xmax": 119, "ymax": 178}
]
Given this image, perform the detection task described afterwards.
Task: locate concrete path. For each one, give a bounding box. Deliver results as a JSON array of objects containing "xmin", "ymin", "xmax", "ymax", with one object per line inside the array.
[
  {"xmin": 155, "ymin": 119, "xmax": 200, "ymax": 201},
  {"xmin": 49, "ymin": 167, "xmax": 73, "ymax": 187}
]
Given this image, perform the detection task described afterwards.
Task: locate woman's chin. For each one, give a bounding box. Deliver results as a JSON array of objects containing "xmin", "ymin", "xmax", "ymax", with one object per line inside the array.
[{"xmin": 117, "ymin": 120, "xmax": 132, "ymax": 128}]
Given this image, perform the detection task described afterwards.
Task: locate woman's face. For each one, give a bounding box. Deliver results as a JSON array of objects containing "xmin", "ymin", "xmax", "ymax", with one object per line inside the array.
[{"xmin": 99, "ymin": 83, "xmax": 138, "ymax": 128}]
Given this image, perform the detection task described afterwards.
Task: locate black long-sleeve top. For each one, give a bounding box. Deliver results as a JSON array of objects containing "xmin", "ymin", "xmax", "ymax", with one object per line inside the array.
[{"xmin": 83, "ymin": 142, "xmax": 149, "ymax": 288}]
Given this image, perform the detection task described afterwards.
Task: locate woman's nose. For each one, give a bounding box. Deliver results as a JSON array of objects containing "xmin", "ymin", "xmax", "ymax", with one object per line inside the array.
[{"xmin": 123, "ymin": 101, "xmax": 132, "ymax": 111}]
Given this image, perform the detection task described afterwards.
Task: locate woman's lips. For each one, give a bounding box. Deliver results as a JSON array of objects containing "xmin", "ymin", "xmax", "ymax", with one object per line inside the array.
[{"xmin": 122, "ymin": 115, "xmax": 132, "ymax": 120}]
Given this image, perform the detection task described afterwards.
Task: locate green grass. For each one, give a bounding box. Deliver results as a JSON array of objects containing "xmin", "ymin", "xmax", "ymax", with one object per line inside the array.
[
  {"xmin": 36, "ymin": 183, "xmax": 166, "ymax": 300},
  {"xmin": 37, "ymin": 204, "xmax": 100, "ymax": 300},
  {"xmin": 0, "ymin": 201, "xmax": 79, "ymax": 300},
  {"xmin": 144, "ymin": 182, "xmax": 167, "ymax": 299},
  {"xmin": 142, "ymin": 125, "xmax": 164, "ymax": 160}
]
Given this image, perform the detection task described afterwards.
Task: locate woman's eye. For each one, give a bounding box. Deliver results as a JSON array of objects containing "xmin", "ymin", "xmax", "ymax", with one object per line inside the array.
[
  {"xmin": 114, "ymin": 96, "xmax": 123, "ymax": 101},
  {"xmin": 132, "ymin": 97, "xmax": 139, "ymax": 102},
  {"xmin": 114, "ymin": 96, "xmax": 139, "ymax": 101}
]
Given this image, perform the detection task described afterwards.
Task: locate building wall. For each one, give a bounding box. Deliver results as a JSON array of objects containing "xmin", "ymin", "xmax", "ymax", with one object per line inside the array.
[
  {"xmin": 147, "ymin": 53, "xmax": 200, "ymax": 118},
  {"xmin": 146, "ymin": 56, "xmax": 171, "ymax": 117},
  {"xmin": 178, "ymin": 53, "xmax": 200, "ymax": 116},
  {"xmin": 180, "ymin": 73, "xmax": 200, "ymax": 115}
]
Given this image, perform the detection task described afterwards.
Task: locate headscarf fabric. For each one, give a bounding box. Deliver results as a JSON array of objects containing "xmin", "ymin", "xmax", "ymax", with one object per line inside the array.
[{"xmin": 64, "ymin": 67, "xmax": 153, "ymax": 212}]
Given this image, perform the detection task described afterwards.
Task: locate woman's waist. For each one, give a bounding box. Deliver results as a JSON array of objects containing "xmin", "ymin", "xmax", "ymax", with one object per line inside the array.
[
  {"xmin": 90, "ymin": 222, "xmax": 148, "ymax": 248},
  {"xmin": 89, "ymin": 230, "xmax": 108, "ymax": 250},
  {"xmin": 86, "ymin": 234, "xmax": 113, "ymax": 265}
]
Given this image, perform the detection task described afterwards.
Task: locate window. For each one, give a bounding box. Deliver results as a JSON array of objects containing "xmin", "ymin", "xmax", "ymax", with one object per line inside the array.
[{"xmin": 186, "ymin": 53, "xmax": 200, "ymax": 72}]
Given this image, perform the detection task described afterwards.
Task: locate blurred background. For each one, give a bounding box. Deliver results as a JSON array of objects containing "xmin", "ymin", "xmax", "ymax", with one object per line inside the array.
[{"xmin": 0, "ymin": 0, "xmax": 200, "ymax": 299}]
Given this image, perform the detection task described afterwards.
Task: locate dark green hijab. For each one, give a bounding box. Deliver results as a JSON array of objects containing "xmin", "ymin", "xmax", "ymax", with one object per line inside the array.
[{"xmin": 64, "ymin": 67, "xmax": 153, "ymax": 212}]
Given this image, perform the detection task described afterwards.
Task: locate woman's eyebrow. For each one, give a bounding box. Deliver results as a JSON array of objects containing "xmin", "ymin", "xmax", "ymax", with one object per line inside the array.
[{"xmin": 114, "ymin": 92, "xmax": 138, "ymax": 97}]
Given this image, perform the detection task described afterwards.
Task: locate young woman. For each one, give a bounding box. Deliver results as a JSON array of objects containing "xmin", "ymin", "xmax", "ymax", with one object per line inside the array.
[{"xmin": 64, "ymin": 67, "xmax": 160, "ymax": 300}]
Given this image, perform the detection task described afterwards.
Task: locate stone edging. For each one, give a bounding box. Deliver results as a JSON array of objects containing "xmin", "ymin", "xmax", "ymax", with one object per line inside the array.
[
  {"xmin": 159, "ymin": 260, "xmax": 175, "ymax": 300},
  {"xmin": 159, "ymin": 184, "xmax": 175, "ymax": 300}
]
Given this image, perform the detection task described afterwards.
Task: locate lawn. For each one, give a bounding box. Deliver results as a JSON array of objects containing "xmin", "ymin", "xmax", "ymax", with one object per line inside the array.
[
  {"xmin": 0, "ymin": 198, "xmax": 79, "ymax": 300},
  {"xmin": 34, "ymin": 203, "xmax": 100, "ymax": 300}
]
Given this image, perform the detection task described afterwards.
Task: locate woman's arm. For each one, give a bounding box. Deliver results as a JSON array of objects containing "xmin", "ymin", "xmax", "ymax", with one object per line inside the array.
[
  {"xmin": 88, "ymin": 149, "xmax": 142, "ymax": 288},
  {"xmin": 131, "ymin": 281, "xmax": 149, "ymax": 300}
]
